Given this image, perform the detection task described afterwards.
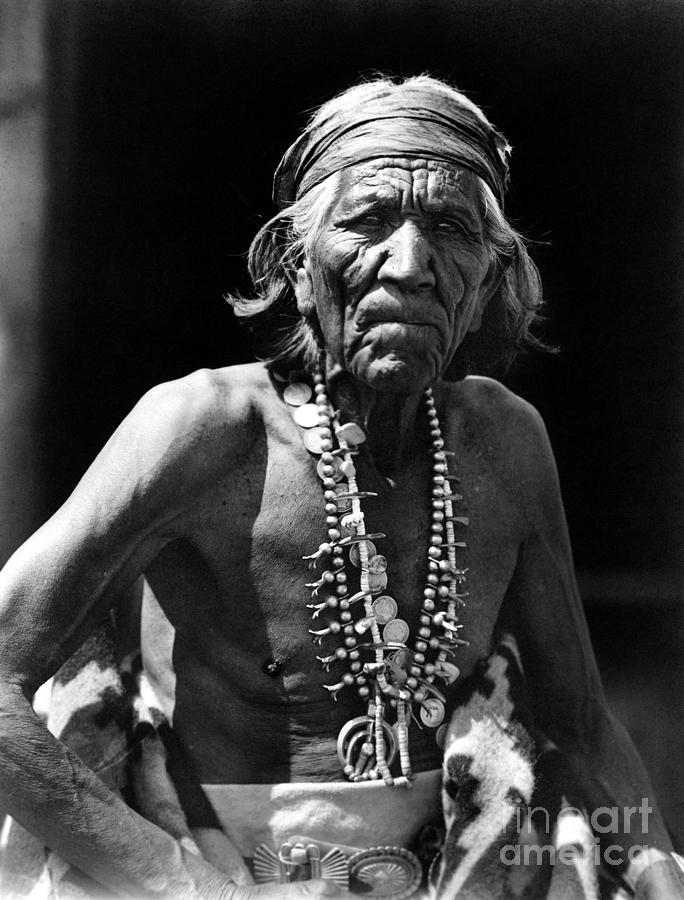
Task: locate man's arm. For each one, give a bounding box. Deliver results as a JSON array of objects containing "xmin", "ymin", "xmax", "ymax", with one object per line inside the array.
[
  {"xmin": 496, "ymin": 398, "xmax": 683, "ymax": 899},
  {"xmin": 0, "ymin": 369, "xmax": 340, "ymax": 899}
]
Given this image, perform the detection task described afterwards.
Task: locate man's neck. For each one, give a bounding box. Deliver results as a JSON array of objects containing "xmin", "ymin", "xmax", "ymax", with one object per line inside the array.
[{"xmin": 326, "ymin": 369, "xmax": 427, "ymax": 478}]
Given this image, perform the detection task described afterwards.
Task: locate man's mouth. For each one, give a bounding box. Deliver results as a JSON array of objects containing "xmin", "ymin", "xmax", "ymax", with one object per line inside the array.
[
  {"xmin": 356, "ymin": 308, "xmax": 444, "ymax": 330},
  {"xmin": 355, "ymin": 315, "xmax": 443, "ymax": 336},
  {"xmin": 353, "ymin": 321, "xmax": 443, "ymax": 357},
  {"xmin": 362, "ymin": 316, "xmax": 433, "ymax": 326},
  {"xmin": 354, "ymin": 294, "xmax": 445, "ymax": 332}
]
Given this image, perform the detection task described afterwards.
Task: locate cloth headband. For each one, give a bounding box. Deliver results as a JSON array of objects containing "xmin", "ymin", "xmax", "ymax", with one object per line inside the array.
[{"xmin": 273, "ymin": 98, "xmax": 510, "ymax": 209}]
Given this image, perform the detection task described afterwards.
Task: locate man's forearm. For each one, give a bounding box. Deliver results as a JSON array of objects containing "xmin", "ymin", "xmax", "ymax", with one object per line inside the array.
[{"xmin": 0, "ymin": 682, "xmax": 232, "ymax": 899}]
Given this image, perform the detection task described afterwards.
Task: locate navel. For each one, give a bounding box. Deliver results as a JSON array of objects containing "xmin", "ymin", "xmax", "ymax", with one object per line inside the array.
[{"xmin": 262, "ymin": 657, "xmax": 285, "ymax": 677}]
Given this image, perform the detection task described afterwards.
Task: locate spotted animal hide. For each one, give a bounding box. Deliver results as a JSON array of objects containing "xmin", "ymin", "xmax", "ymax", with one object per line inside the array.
[
  {"xmin": 0, "ymin": 622, "xmax": 201, "ymax": 900},
  {"xmin": 1, "ymin": 626, "xmax": 631, "ymax": 899},
  {"xmin": 429, "ymin": 634, "xmax": 628, "ymax": 900}
]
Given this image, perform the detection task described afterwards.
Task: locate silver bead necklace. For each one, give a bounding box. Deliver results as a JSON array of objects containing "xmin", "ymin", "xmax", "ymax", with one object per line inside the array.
[{"xmin": 282, "ymin": 369, "xmax": 469, "ymax": 787}]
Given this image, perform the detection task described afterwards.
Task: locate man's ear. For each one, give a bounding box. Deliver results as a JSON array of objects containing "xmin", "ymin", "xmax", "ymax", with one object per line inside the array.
[
  {"xmin": 468, "ymin": 259, "xmax": 506, "ymax": 333},
  {"xmin": 294, "ymin": 260, "xmax": 315, "ymax": 317}
]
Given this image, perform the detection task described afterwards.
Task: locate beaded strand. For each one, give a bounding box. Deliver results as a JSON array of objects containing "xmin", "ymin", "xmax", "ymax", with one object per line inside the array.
[{"xmin": 294, "ymin": 373, "xmax": 469, "ymax": 786}]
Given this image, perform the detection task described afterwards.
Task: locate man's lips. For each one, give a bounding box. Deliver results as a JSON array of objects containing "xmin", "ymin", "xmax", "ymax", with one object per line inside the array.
[
  {"xmin": 359, "ymin": 319, "xmax": 440, "ymax": 332},
  {"xmin": 354, "ymin": 297, "xmax": 444, "ymax": 331},
  {"xmin": 352, "ymin": 321, "xmax": 443, "ymax": 356}
]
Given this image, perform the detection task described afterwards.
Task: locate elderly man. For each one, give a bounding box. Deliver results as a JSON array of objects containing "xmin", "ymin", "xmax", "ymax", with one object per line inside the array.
[{"xmin": 0, "ymin": 76, "xmax": 681, "ymax": 900}]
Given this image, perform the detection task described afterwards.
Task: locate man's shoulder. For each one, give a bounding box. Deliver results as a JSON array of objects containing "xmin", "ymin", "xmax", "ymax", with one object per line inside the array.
[
  {"xmin": 134, "ymin": 362, "xmax": 271, "ymax": 431},
  {"xmin": 443, "ymin": 376, "xmax": 554, "ymax": 481},
  {"xmin": 446, "ymin": 376, "xmax": 544, "ymax": 435},
  {"xmin": 60, "ymin": 364, "xmax": 276, "ymax": 526},
  {"xmin": 144, "ymin": 361, "xmax": 269, "ymax": 405},
  {"xmin": 106, "ymin": 363, "xmax": 273, "ymax": 478}
]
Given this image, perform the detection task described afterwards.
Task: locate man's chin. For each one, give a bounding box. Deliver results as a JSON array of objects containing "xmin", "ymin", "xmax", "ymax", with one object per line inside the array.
[{"xmin": 348, "ymin": 354, "xmax": 438, "ymax": 393}]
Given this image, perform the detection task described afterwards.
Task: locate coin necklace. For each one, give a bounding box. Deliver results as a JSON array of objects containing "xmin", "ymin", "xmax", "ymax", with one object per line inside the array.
[{"xmin": 283, "ymin": 369, "xmax": 469, "ymax": 788}]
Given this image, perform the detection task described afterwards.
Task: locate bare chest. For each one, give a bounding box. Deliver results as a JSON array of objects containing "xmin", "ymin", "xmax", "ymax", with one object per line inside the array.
[
  {"xmin": 140, "ymin": 425, "xmax": 527, "ymax": 781},
  {"xmin": 144, "ymin": 427, "xmax": 523, "ymax": 688}
]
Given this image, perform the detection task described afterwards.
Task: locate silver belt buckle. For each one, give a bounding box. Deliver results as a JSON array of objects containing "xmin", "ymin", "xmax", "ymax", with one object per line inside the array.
[
  {"xmin": 254, "ymin": 842, "xmax": 348, "ymax": 888},
  {"xmin": 253, "ymin": 840, "xmax": 422, "ymax": 897}
]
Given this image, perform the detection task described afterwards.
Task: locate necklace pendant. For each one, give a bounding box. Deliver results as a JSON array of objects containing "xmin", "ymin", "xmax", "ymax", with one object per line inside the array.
[
  {"xmin": 349, "ymin": 539, "xmax": 377, "ymax": 567},
  {"xmin": 372, "ymin": 595, "xmax": 397, "ymax": 624},
  {"xmin": 302, "ymin": 428, "xmax": 324, "ymax": 455},
  {"xmin": 333, "ymin": 490, "xmax": 378, "ymax": 500},
  {"xmin": 367, "ymin": 570, "xmax": 388, "ymax": 594},
  {"xmin": 283, "ymin": 382, "xmax": 313, "ymax": 406},
  {"xmin": 334, "ymin": 421, "xmax": 366, "ymax": 447},
  {"xmin": 420, "ymin": 697, "xmax": 446, "ymax": 728},
  {"xmin": 367, "ymin": 554, "xmax": 387, "ymax": 573},
  {"xmin": 336, "ymin": 715, "xmax": 397, "ymax": 780},
  {"xmin": 382, "ymin": 618, "xmax": 410, "ymax": 644},
  {"xmin": 293, "ymin": 403, "xmax": 320, "ymax": 428},
  {"xmin": 434, "ymin": 661, "xmax": 461, "ymax": 685}
]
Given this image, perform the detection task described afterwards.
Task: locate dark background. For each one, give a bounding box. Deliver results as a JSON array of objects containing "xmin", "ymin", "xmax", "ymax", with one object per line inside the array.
[{"xmin": 37, "ymin": 0, "xmax": 684, "ymax": 841}]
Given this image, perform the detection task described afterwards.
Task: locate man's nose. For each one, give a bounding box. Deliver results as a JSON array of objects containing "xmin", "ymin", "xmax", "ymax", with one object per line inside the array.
[{"xmin": 376, "ymin": 221, "xmax": 436, "ymax": 292}]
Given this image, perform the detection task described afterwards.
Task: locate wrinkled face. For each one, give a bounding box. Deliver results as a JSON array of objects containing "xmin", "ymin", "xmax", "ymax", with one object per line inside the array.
[{"xmin": 295, "ymin": 158, "xmax": 497, "ymax": 393}]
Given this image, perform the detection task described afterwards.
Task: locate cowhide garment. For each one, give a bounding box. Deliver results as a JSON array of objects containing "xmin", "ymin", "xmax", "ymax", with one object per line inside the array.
[
  {"xmin": 0, "ymin": 625, "xmax": 630, "ymax": 899},
  {"xmin": 429, "ymin": 634, "xmax": 627, "ymax": 900}
]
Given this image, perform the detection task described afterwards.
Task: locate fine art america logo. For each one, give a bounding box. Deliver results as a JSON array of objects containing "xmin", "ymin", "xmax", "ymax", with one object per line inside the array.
[{"xmin": 500, "ymin": 799, "xmax": 653, "ymax": 868}]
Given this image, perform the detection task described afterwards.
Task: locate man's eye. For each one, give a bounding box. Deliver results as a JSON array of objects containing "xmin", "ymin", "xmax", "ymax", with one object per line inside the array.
[
  {"xmin": 356, "ymin": 213, "xmax": 386, "ymax": 228},
  {"xmin": 434, "ymin": 219, "xmax": 467, "ymax": 235}
]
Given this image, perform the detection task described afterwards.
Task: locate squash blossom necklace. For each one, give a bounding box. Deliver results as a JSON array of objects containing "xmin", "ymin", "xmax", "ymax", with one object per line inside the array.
[{"xmin": 283, "ymin": 367, "xmax": 469, "ymax": 788}]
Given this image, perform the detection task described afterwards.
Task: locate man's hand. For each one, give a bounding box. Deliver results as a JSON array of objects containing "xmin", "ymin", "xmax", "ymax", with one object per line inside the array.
[{"xmin": 632, "ymin": 855, "xmax": 684, "ymax": 899}]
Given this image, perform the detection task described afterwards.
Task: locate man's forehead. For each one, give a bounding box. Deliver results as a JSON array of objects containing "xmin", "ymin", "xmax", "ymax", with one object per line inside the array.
[{"xmin": 335, "ymin": 158, "xmax": 479, "ymax": 208}]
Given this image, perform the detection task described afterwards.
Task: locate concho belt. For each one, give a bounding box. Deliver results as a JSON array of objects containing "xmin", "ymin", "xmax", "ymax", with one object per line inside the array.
[{"xmin": 253, "ymin": 839, "xmax": 423, "ymax": 898}]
